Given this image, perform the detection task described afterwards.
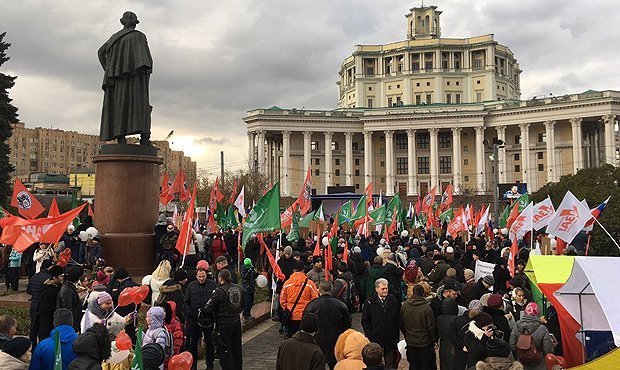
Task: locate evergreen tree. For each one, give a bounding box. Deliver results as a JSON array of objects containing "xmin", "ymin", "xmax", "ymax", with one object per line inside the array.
[{"xmin": 0, "ymin": 32, "xmax": 16, "ymax": 207}]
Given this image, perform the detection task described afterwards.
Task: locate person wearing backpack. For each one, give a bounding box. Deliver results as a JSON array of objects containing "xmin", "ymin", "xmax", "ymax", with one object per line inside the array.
[
  {"xmin": 331, "ymin": 262, "xmax": 357, "ymax": 312},
  {"xmin": 509, "ymin": 302, "xmax": 553, "ymax": 370},
  {"xmin": 143, "ymin": 306, "xmax": 174, "ymax": 367}
]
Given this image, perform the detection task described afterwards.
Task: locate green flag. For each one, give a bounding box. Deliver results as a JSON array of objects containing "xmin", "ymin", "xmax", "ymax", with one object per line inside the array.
[
  {"xmin": 227, "ymin": 206, "xmax": 239, "ymax": 228},
  {"xmin": 499, "ymin": 193, "xmax": 529, "ymax": 227},
  {"xmin": 351, "ymin": 195, "xmax": 367, "ymax": 222},
  {"xmin": 215, "ymin": 202, "xmax": 227, "ymax": 229},
  {"xmin": 498, "ymin": 204, "xmax": 511, "ymax": 228},
  {"xmin": 386, "ymin": 196, "xmax": 402, "ymax": 222},
  {"xmin": 338, "ymin": 200, "xmax": 353, "ymax": 225},
  {"xmin": 54, "ymin": 330, "xmax": 62, "ymax": 370},
  {"xmin": 242, "ymin": 183, "xmax": 281, "ymax": 249},
  {"xmin": 516, "ymin": 193, "xmax": 530, "ymax": 211},
  {"xmin": 313, "ymin": 203, "xmax": 325, "ymax": 221},
  {"xmin": 287, "ymin": 211, "xmax": 301, "ymax": 243},
  {"xmin": 370, "ymin": 205, "xmax": 386, "ymax": 226},
  {"xmin": 131, "ymin": 329, "xmax": 143, "ymax": 370},
  {"xmin": 439, "ymin": 208, "xmax": 454, "ymax": 224},
  {"xmin": 299, "ymin": 210, "xmax": 316, "ymax": 228}
]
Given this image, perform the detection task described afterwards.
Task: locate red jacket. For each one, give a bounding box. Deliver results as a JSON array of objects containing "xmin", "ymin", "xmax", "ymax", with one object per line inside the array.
[
  {"xmin": 211, "ymin": 236, "xmax": 227, "ymax": 261},
  {"xmin": 164, "ymin": 301, "xmax": 184, "ymax": 369},
  {"xmin": 280, "ymin": 271, "xmax": 318, "ymax": 321}
]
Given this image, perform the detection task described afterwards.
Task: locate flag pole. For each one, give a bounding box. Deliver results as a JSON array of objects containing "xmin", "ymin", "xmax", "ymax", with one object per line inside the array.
[{"xmin": 593, "ymin": 218, "xmax": 620, "ymax": 252}]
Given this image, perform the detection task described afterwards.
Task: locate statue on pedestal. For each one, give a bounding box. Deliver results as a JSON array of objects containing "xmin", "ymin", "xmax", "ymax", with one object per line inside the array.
[{"xmin": 98, "ymin": 11, "xmax": 153, "ymax": 145}]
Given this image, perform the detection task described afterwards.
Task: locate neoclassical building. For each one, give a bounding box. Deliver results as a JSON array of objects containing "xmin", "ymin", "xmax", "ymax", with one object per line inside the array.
[{"xmin": 244, "ymin": 5, "xmax": 620, "ymax": 197}]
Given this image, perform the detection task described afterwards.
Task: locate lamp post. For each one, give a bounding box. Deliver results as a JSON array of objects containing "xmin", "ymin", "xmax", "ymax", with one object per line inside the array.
[{"xmin": 490, "ymin": 139, "xmax": 504, "ymax": 224}]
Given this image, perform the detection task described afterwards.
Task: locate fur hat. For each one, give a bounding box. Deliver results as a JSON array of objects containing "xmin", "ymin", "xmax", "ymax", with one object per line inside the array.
[
  {"xmin": 474, "ymin": 312, "xmax": 494, "ymax": 328},
  {"xmin": 299, "ymin": 313, "xmax": 319, "ymax": 333}
]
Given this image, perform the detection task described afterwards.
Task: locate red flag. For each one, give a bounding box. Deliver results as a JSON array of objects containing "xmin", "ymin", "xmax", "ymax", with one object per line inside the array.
[
  {"xmin": 324, "ymin": 236, "xmax": 333, "ymax": 280},
  {"xmin": 159, "ymin": 173, "xmax": 174, "ymax": 205},
  {"xmin": 508, "ymin": 237, "xmax": 518, "ymax": 275},
  {"xmin": 414, "ymin": 193, "xmax": 422, "ymax": 214},
  {"xmin": 258, "ymin": 234, "xmax": 285, "ymax": 280},
  {"xmin": 297, "ymin": 168, "xmax": 312, "ymax": 215},
  {"xmin": 228, "ymin": 180, "xmax": 239, "ymax": 205},
  {"xmin": 88, "ymin": 203, "xmax": 94, "ymax": 218},
  {"xmin": 48, "ymin": 198, "xmax": 60, "ymax": 218},
  {"xmin": 343, "ymin": 241, "xmax": 349, "ymax": 263},
  {"xmin": 505, "ymin": 201, "xmax": 521, "ymax": 229},
  {"xmin": 168, "ymin": 170, "xmax": 185, "ymax": 195},
  {"xmin": 364, "ymin": 182, "xmax": 374, "ymax": 207},
  {"xmin": 10, "ymin": 179, "xmax": 45, "ymax": 219},
  {"xmin": 214, "ymin": 177, "xmax": 224, "ymax": 202},
  {"xmin": 175, "ymin": 185, "xmax": 197, "ymax": 256},
  {"xmin": 0, "ymin": 204, "xmax": 85, "ymax": 252},
  {"xmin": 438, "ymin": 184, "xmax": 453, "ymax": 211},
  {"xmin": 313, "ymin": 238, "xmax": 321, "ymax": 257},
  {"xmin": 384, "ymin": 208, "xmax": 397, "ymax": 240},
  {"xmin": 421, "ymin": 186, "xmax": 437, "ymax": 214},
  {"xmin": 328, "ymin": 213, "xmax": 339, "ymax": 239}
]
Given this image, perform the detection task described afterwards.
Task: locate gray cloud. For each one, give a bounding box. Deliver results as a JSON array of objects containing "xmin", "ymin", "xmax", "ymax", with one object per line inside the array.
[
  {"xmin": 194, "ymin": 136, "xmax": 230, "ymax": 146},
  {"xmin": 2, "ymin": 0, "xmax": 620, "ymax": 172}
]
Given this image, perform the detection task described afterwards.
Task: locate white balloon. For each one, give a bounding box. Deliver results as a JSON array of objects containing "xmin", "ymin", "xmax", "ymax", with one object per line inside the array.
[
  {"xmin": 398, "ymin": 339, "xmax": 407, "ymax": 360},
  {"xmin": 107, "ymin": 341, "xmax": 130, "ymax": 364},
  {"xmin": 376, "ymin": 247, "xmax": 385, "ymax": 256},
  {"xmin": 401, "ymin": 230, "xmax": 409, "ymax": 238},
  {"xmin": 321, "ymin": 236, "xmax": 329, "ymax": 247},
  {"xmin": 78, "ymin": 231, "xmax": 88, "ymax": 242},
  {"xmin": 86, "ymin": 226, "xmax": 99, "ymax": 239},
  {"xmin": 547, "ymin": 234, "xmax": 556, "ymax": 239},
  {"xmin": 501, "ymin": 227, "xmax": 508, "ymax": 235},
  {"xmin": 492, "ymin": 228, "xmax": 498, "ymax": 234},
  {"xmin": 255, "ymin": 274, "xmax": 268, "ymax": 288},
  {"xmin": 141, "ymin": 275, "xmax": 152, "ymax": 286}
]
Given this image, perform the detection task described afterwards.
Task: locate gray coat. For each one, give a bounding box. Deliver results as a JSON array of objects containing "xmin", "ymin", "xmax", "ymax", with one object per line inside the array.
[{"xmin": 509, "ymin": 314, "xmax": 553, "ymax": 370}]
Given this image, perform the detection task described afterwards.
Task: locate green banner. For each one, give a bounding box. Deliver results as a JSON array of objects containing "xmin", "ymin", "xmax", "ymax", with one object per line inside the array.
[{"xmin": 242, "ymin": 183, "xmax": 281, "ymax": 249}]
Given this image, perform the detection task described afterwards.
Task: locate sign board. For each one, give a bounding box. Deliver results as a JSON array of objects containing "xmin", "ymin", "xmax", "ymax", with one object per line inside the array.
[{"xmin": 474, "ymin": 260, "xmax": 496, "ymax": 284}]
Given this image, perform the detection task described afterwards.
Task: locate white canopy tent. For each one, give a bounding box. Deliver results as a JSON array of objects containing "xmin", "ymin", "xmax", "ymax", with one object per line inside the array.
[{"xmin": 554, "ymin": 256, "xmax": 620, "ymax": 346}]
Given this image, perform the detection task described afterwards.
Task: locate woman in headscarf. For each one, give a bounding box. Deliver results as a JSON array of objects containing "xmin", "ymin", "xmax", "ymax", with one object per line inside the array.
[
  {"xmin": 509, "ymin": 302, "xmax": 554, "ymax": 370},
  {"xmin": 81, "ymin": 291, "xmax": 131, "ymax": 338}
]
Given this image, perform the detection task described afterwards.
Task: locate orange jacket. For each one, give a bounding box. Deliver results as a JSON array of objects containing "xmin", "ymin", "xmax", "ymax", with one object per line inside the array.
[{"xmin": 280, "ymin": 271, "xmax": 318, "ymax": 321}]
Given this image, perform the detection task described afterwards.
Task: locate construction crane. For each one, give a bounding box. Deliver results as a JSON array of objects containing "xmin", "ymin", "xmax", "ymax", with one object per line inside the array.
[{"xmin": 161, "ymin": 130, "xmax": 174, "ymax": 143}]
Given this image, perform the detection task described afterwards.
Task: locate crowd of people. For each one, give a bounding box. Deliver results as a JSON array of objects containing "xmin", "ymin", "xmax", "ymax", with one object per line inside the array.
[{"xmin": 0, "ymin": 208, "xmax": 567, "ymax": 370}]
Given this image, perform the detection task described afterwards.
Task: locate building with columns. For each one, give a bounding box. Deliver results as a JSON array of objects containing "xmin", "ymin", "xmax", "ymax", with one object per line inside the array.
[{"xmin": 243, "ymin": 5, "xmax": 620, "ymax": 198}]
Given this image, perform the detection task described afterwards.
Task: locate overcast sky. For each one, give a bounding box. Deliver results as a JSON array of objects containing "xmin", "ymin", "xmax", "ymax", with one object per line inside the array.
[{"xmin": 3, "ymin": 0, "xmax": 620, "ymax": 177}]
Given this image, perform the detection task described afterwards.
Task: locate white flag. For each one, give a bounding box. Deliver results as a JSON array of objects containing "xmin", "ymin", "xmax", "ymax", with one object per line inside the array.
[
  {"xmin": 532, "ymin": 196, "xmax": 555, "ymax": 231},
  {"xmin": 509, "ymin": 202, "xmax": 533, "ymax": 242},
  {"xmin": 476, "ymin": 205, "xmax": 490, "ymax": 235},
  {"xmin": 234, "ymin": 185, "xmax": 246, "ymax": 218},
  {"xmin": 546, "ymin": 191, "xmax": 592, "ymax": 243}
]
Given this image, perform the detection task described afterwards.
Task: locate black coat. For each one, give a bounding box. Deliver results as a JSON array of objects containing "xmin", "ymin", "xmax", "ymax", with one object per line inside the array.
[
  {"xmin": 450, "ymin": 314, "xmax": 472, "ymax": 370},
  {"xmin": 108, "ymin": 277, "xmax": 139, "ymax": 317},
  {"xmin": 183, "ymin": 278, "xmax": 217, "ymax": 324},
  {"xmin": 158, "ymin": 280, "xmax": 185, "ymax": 322},
  {"xmin": 383, "ymin": 262, "xmax": 403, "ymax": 298},
  {"xmin": 483, "ymin": 306, "xmax": 511, "ymax": 341},
  {"xmin": 27, "ymin": 269, "xmax": 50, "ymax": 315},
  {"xmin": 361, "ymin": 293, "xmax": 400, "ymax": 349},
  {"xmin": 57, "ymin": 282, "xmax": 82, "ymax": 332},
  {"xmin": 470, "ymin": 279, "xmax": 490, "ymax": 301},
  {"xmin": 37, "ymin": 279, "xmax": 61, "ymax": 339},
  {"xmin": 437, "ymin": 313, "xmax": 457, "ymax": 370},
  {"xmin": 304, "ymin": 295, "xmax": 351, "ymax": 367},
  {"xmin": 276, "ymin": 331, "xmax": 326, "ymax": 370}
]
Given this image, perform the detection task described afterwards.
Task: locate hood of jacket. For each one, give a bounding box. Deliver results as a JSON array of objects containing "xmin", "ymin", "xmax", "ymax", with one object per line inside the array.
[
  {"xmin": 336, "ymin": 271, "xmax": 353, "ymax": 282},
  {"xmin": 475, "ymin": 357, "xmax": 524, "ymax": 370},
  {"xmin": 167, "ymin": 301, "xmax": 178, "ymax": 322},
  {"xmin": 286, "ymin": 271, "xmax": 310, "ymax": 286},
  {"xmin": 334, "ymin": 329, "xmax": 370, "ymax": 362},
  {"xmin": 405, "ymin": 295, "xmax": 428, "ymax": 307},
  {"xmin": 50, "ymin": 325, "xmax": 78, "ymax": 343},
  {"xmin": 515, "ymin": 314, "xmax": 541, "ymax": 334},
  {"xmin": 72, "ymin": 324, "xmax": 111, "ymax": 362},
  {"xmin": 0, "ymin": 352, "xmax": 27, "ymax": 370},
  {"xmin": 147, "ymin": 306, "xmax": 165, "ymax": 329},
  {"xmin": 160, "ymin": 280, "xmax": 182, "ymax": 294}
]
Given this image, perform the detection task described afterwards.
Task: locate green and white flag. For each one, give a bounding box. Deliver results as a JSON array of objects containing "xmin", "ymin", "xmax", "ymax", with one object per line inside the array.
[
  {"xmin": 131, "ymin": 329, "xmax": 143, "ymax": 370},
  {"xmin": 54, "ymin": 330, "xmax": 62, "ymax": 370},
  {"xmin": 338, "ymin": 200, "xmax": 353, "ymax": 225},
  {"xmin": 370, "ymin": 205, "xmax": 386, "ymax": 226},
  {"xmin": 439, "ymin": 208, "xmax": 454, "ymax": 224},
  {"xmin": 242, "ymin": 183, "xmax": 281, "ymax": 249},
  {"xmin": 351, "ymin": 195, "xmax": 367, "ymax": 223},
  {"xmin": 313, "ymin": 203, "xmax": 325, "ymax": 221},
  {"xmin": 386, "ymin": 196, "xmax": 402, "ymax": 223},
  {"xmin": 299, "ymin": 210, "xmax": 316, "ymax": 228}
]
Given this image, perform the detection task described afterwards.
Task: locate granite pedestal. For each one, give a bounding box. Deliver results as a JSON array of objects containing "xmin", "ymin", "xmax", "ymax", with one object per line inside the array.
[{"xmin": 93, "ymin": 144, "xmax": 163, "ymax": 275}]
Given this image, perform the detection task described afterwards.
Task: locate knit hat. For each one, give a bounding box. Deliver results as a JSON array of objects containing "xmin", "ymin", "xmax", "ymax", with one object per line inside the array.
[
  {"xmin": 464, "ymin": 269, "xmax": 474, "ymax": 280},
  {"xmin": 312, "ymin": 256, "xmax": 324, "ymax": 264},
  {"xmin": 97, "ymin": 292, "xmax": 113, "ymax": 305},
  {"xmin": 197, "ymin": 260, "xmax": 209, "ymax": 270},
  {"xmin": 1, "ymin": 337, "xmax": 31, "ymax": 359},
  {"xmin": 96, "ymin": 271, "xmax": 110, "ymax": 285},
  {"xmin": 142, "ymin": 343, "xmax": 164, "ymax": 369},
  {"xmin": 486, "ymin": 338, "xmax": 511, "ymax": 358},
  {"xmin": 49, "ymin": 265, "xmax": 64, "ymax": 278},
  {"xmin": 474, "ymin": 312, "xmax": 494, "ymax": 328},
  {"xmin": 487, "ymin": 294, "xmax": 503, "ymax": 309},
  {"xmin": 299, "ymin": 313, "xmax": 319, "ymax": 333},
  {"xmin": 468, "ymin": 299, "xmax": 483, "ymax": 313},
  {"xmin": 173, "ymin": 268, "xmax": 188, "ymax": 282},
  {"xmin": 283, "ymin": 246, "xmax": 293, "ymax": 255},
  {"xmin": 293, "ymin": 261, "xmax": 305, "ymax": 271},
  {"xmin": 113, "ymin": 267, "xmax": 129, "ymax": 280},
  {"xmin": 525, "ymin": 302, "xmax": 540, "ymax": 316},
  {"xmin": 404, "ymin": 260, "xmax": 418, "ymax": 283},
  {"xmin": 64, "ymin": 266, "xmax": 84, "ymax": 283},
  {"xmin": 215, "ymin": 255, "xmax": 228, "ymax": 264},
  {"xmin": 482, "ymin": 274, "xmax": 495, "ymax": 286},
  {"xmin": 53, "ymin": 308, "xmax": 74, "ymax": 327},
  {"xmin": 244, "ymin": 258, "xmax": 252, "ymax": 267}
]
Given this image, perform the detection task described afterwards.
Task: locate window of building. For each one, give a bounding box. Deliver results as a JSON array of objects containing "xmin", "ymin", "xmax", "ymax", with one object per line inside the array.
[
  {"xmin": 439, "ymin": 132, "xmax": 451, "ymax": 148},
  {"xmin": 538, "ymin": 133, "xmax": 546, "ymax": 143},
  {"xmin": 380, "ymin": 161, "xmax": 385, "ymax": 167},
  {"xmin": 335, "ymin": 159, "xmax": 340, "ymax": 165},
  {"xmin": 380, "ymin": 177, "xmax": 385, "ymax": 183},
  {"xmin": 387, "ymin": 97, "xmax": 393, "ymax": 107},
  {"xmin": 354, "ymin": 158, "xmax": 360, "ymax": 166},
  {"xmin": 456, "ymin": 81, "xmax": 460, "ymax": 86},
  {"xmin": 355, "ymin": 169, "xmax": 360, "ymax": 176},
  {"xmin": 426, "ymin": 82, "xmax": 431, "ymax": 86},
  {"xmin": 396, "ymin": 84, "xmax": 400, "ymax": 88},
  {"xmin": 367, "ymin": 99, "xmax": 373, "ymax": 108},
  {"xmin": 426, "ymin": 94, "xmax": 432, "ymax": 104},
  {"xmin": 464, "ymin": 159, "xmax": 468, "ymax": 165},
  {"xmin": 454, "ymin": 61, "xmax": 460, "ymax": 69},
  {"xmin": 463, "ymin": 145, "xmax": 469, "ymax": 152},
  {"xmin": 464, "ymin": 175, "xmax": 469, "ymax": 181},
  {"xmin": 380, "ymin": 148, "xmax": 385, "ymax": 154},
  {"xmin": 415, "ymin": 95, "xmax": 421, "ymax": 105},
  {"xmin": 425, "ymin": 61, "xmax": 433, "ymax": 70},
  {"xmin": 418, "ymin": 157, "xmax": 430, "ymax": 174},
  {"xmin": 314, "ymin": 158, "xmax": 320, "ymax": 165},
  {"xmin": 416, "ymin": 82, "xmax": 420, "ymax": 87},
  {"xmin": 476, "ymin": 92, "xmax": 482, "ymax": 103},
  {"xmin": 417, "ymin": 133, "xmax": 429, "ymax": 149},
  {"xmin": 335, "ymin": 169, "xmax": 340, "ymax": 176},
  {"xmin": 395, "ymin": 134, "xmax": 407, "ymax": 150},
  {"xmin": 315, "ymin": 169, "xmax": 320, "ymax": 176},
  {"xmin": 474, "ymin": 60, "xmax": 482, "ymax": 69},
  {"xmin": 442, "ymin": 60, "xmax": 448, "ymax": 69},
  {"xmin": 455, "ymin": 93, "xmax": 461, "ymax": 104},
  {"xmin": 515, "ymin": 165, "xmax": 520, "ymax": 172},
  {"xmin": 515, "ymin": 135, "xmax": 521, "ymax": 145},
  {"xmin": 538, "ymin": 164, "xmax": 544, "ymax": 171},
  {"xmin": 396, "ymin": 96, "xmax": 402, "ymax": 106},
  {"xmin": 332, "ymin": 141, "xmax": 339, "ymax": 151},
  {"xmin": 396, "ymin": 157, "xmax": 408, "ymax": 174},
  {"xmin": 439, "ymin": 156, "xmax": 452, "ymax": 174},
  {"xmin": 447, "ymin": 81, "xmax": 451, "ymax": 86},
  {"xmin": 537, "ymin": 152, "xmax": 544, "ymax": 159},
  {"xmin": 412, "ymin": 62, "xmax": 420, "ymax": 71},
  {"xmin": 514, "ymin": 153, "xmax": 520, "ymax": 161},
  {"xmin": 368, "ymin": 86, "xmax": 372, "ymax": 91},
  {"xmin": 446, "ymin": 94, "xmax": 451, "ymax": 104},
  {"xmin": 311, "ymin": 141, "xmax": 319, "ymax": 151},
  {"xmin": 366, "ymin": 67, "xmax": 374, "ymax": 75}
]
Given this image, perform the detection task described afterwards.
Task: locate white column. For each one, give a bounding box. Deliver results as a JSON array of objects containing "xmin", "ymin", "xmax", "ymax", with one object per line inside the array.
[
  {"xmin": 247, "ymin": 132, "xmax": 255, "ymax": 170},
  {"xmin": 257, "ymin": 130, "xmax": 265, "ymax": 173},
  {"xmin": 407, "ymin": 129, "xmax": 417, "ymax": 195},
  {"xmin": 265, "ymin": 138, "xmax": 272, "ymax": 182},
  {"xmin": 544, "ymin": 121, "xmax": 557, "ymax": 182},
  {"xmin": 519, "ymin": 123, "xmax": 531, "ymax": 188},
  {"xmin": 496, "ymin": 126, "xmax": 507, "ymax": 183},
  {"xmin": 385, "ymin": 130, "xmax": 395, "ymax": 196},
  {"xmin": 303, "ymin": 131, "xmax": 312, "ymax": 172},
  {"xmin": 364, "ymin": 131, "xmax": 373, "ymax": 188},
  {"xmin": 603, "ymin": 113, "xmax": 617, "ymax": 165},
  {"xmin": 324, "ymin": 131, "xmax": 333, "ymax": 193},
  {"xmin": 452, "ymin": 127, "xmax": 462, "ymax": 194},
  {"xmin": 429, "ymin": 128, "xmax": 439, "ymax": 189},
  {"xmin": 282, "ymin": 131, "xmax": 291, "ymax": 196},
  {"xmin": 345, "ymin": 132, "xmax": 354, "ymax": 186},
  {"xmin": 570, "ymin": 118, "xmax": 583, "ymax": 174},
  {"xmin": 475, "ymin": 126, "xmax": 486, "ymax": 193}
]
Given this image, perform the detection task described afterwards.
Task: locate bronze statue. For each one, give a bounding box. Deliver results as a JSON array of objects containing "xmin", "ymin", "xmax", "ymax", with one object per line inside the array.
[{"xmin": 98, "ymin": 11, "xmax": 153, "ymax": 145}]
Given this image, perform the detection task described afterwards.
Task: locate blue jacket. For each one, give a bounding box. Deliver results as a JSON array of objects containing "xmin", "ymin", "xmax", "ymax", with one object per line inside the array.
[{"xmin": 29, "ymin": 325, "xmax": 78, "ymax": 370}]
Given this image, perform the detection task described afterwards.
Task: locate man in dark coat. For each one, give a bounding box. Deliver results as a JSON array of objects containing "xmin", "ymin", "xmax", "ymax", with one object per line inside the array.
[
  {"xmin": 108, "ymin": 267, "xmax": 139, "ymax": 342},
  {"xmin": 276, "ymin": 313, "xmax": 326, "ymax": 370},
  {"xmin": 304, "ymin": 281, "xmax": 351, "ymax": 369},
  {"xmin": 400, "ymin": 284, "xmax": 438, "ymax": 370},
  {"xmin": 361, "ymin": 277, "xmax": 400, "ymax": 368},
  {"xmin": 98, "ymin": 11, "xmax": 153, "ymax": 144},
  {"xmin": 183, "ymin": 267, "xmax": 217, "ymax": 370},
  {"xmin": 36, "ymin": 265, "xmax": 64, "ymax": 341},
  {"xmin": 382, "ymin": 254, "xmax": 403, "ymax": 298},
  {"xmin": 57, "ymin": 266, "xmax": 84, "ymax": 333},
  {"xmin": 362, "ymin": 256, "xmax": 386, "ymax": 305},
  {"xmin": 27, "ymin": 259, "xmax": 52, "ymax": 347},
  {"xmin": 471, "ymin": 275, "xmax": 494, "ymax": 301}
]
